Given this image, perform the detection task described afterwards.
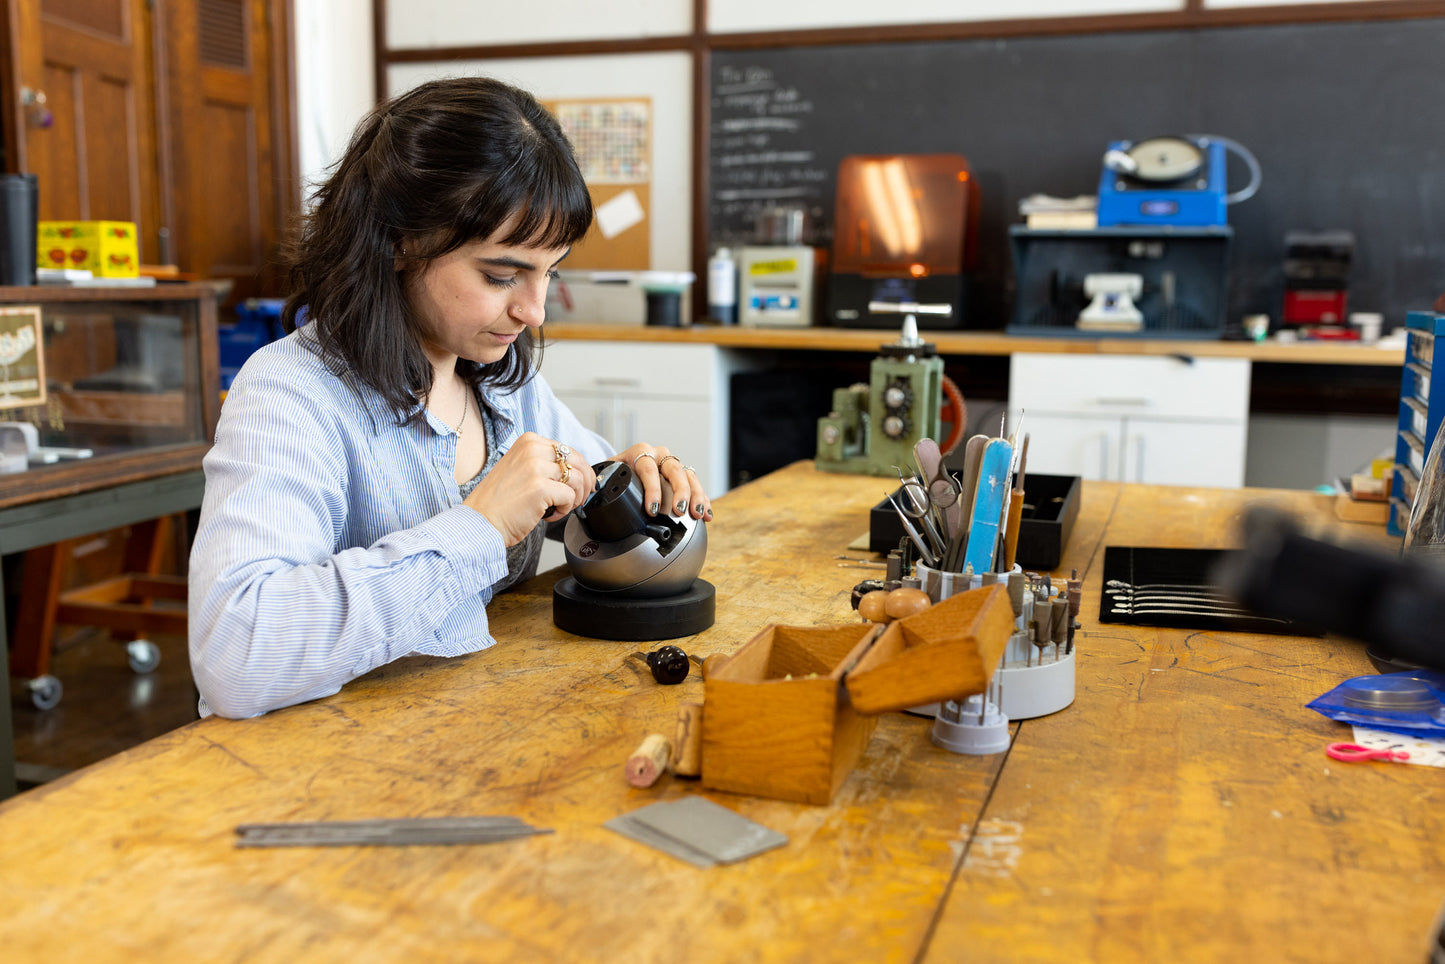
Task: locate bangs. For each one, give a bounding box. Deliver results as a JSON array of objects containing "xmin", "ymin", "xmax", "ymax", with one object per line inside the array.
[
  {"xmin": 500, "ymin": 185, "xmax": 593, "ymax": 251},
  {"xmin": 492, "ymin": 149, "xmax": 594, "ymax": 250}
]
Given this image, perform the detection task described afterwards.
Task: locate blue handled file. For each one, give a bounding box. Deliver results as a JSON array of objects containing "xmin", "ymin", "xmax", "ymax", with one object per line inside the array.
[{"xmin": 963, "ymin": 438, "xmax": 1013, "ymax": 574}]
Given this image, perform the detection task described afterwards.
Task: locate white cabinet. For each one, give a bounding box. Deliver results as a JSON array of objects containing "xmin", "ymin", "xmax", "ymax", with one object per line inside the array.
[
  {"xmin": 540, "ymin": 340, "xmax": 747, "ymax": 497},
  {"xmin": 1008, "ymin": 353, "xmax": 1251, "ymax": 487}
]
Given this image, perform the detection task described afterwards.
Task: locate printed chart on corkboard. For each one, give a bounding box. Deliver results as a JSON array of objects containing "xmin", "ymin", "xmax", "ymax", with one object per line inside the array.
[{"xmin": 545, "ymin": 98, "xmax": 651, "ymax": 270}]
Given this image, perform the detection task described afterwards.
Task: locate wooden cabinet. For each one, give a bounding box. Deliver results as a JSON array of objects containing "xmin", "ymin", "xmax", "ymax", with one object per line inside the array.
[
  {"xmin": 1009, "ymin": 353, "xmax": 1251, "ymax": 487},
  {"xmin": 0, "ymin": 283, "xmax": 219, "ymax": 507},
  {"xmin": 540, "ymin": 340, "xmax": 749, "ymax": 497}
]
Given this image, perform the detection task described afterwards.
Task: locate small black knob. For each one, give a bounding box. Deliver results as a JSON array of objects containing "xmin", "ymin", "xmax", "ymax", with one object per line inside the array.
[{"xmin": 645, "ymin": 645, "xmax": 690, "ymax": 685}]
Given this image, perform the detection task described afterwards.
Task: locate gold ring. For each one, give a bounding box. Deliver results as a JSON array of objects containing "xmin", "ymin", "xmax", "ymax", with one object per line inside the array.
[
  {"xmin": 553, "ymin": 443, "xmax": 571, "ymax": 484},
  {"xmin": 632, "ymin": 452, "xmax": 658, "ymax": 470},
  {"xmin": 657, "ymin": 454, "xmax": 682, "ymax": 468}
]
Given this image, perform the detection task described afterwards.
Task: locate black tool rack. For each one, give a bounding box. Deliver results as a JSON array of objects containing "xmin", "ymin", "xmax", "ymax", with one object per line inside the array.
[{"xmin": 1390, "ymin": 310, "xmax": 1445, "ymax": 536}]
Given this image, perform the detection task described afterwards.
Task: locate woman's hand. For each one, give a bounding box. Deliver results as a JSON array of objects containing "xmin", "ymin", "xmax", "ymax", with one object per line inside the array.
[
  {"xmin": 613, "ymin": 444, "xmax": 713, "ymax": 522},
  {"xmin": 464, "ymin": 432, "xmax": 595, "ymax": 545}
]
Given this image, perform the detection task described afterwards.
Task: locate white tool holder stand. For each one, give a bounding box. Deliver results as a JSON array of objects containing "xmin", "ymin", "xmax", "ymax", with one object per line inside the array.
[{"xmin": 914, "ymin": 563, "xmax": 1078, "ymax": 756}]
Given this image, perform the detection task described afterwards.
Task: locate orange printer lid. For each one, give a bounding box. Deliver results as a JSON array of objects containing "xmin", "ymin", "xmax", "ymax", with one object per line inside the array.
[{"xmin": 830, "ymin": 153, "xmax": 978, "ymax": 277}]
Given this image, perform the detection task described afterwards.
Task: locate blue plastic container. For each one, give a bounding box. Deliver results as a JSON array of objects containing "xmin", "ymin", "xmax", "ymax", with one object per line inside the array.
[{"xmin": 219, "ymin": 297, "xmax": 286, "ymax": 389}]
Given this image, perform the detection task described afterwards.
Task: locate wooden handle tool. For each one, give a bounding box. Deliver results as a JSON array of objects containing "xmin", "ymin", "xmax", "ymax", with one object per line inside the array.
[
  {"xmin": 672, "ymin": 703, "xmax": 704, "ymax": 778},
  {"xmin": 1001, "ymin": 488, "xmax": 1026, "ymax": 571}
]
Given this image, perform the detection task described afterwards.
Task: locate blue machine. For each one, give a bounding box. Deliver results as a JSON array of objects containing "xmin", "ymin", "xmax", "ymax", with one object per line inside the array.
[{"xmin": 1095, "ymin": 135, "xmax": 1255, "ymax": 228}]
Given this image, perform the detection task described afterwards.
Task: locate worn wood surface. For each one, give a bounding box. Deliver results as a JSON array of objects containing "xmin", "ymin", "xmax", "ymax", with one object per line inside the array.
[
  {"xmin": 933, "ymin": 483, "xmax": 1445, "ymax": 964},
  {"xmin": 1, "ymin": 464, "xmax": 1439, "ymax": 963}
]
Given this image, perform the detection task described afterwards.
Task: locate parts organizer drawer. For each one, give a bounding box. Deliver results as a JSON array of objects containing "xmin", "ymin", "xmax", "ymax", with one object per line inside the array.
[
  {"xmin": 1392, "ymin": 311, "xmax": 1445, "ymax": 535},
  {"xmin": 1009, "ymin": 353, "xmax": 1250, "ymax": 487}
]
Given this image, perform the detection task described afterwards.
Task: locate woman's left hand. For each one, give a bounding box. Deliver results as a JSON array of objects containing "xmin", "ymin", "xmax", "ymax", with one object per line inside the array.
[{"xmin": 612, "ymin": 444, "xmax": 712, "ymax": 521}]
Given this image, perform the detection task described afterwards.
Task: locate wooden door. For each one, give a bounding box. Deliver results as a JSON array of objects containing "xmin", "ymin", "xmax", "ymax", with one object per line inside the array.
[
  {"xmin": 2, "ymin": 0, "xmax": 296, "ymax": 295},
  {"xmin": 160, "ymin": 0, "xmax": 294, "ymax": 300},
  {"xmin": 4, "ymin": 0, "xmax": 164, "ymax": 263}
]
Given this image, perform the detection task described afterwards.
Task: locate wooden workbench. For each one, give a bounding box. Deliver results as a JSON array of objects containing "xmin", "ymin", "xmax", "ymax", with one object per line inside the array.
[{"xmin": 1, "ymin": 463, "xmax": 1440, "ymax": 962}]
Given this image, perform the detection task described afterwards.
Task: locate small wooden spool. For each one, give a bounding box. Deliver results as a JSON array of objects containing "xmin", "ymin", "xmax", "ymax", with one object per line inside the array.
[{"xmin": 625, "ymin": 733, "xmax": 672, "ymax": 788}]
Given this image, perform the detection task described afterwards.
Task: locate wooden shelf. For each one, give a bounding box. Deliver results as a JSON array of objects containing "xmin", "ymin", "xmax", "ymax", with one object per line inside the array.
[{"xmin": 543, "ymin": 322, "xmax": 1405, "ymax": 366}]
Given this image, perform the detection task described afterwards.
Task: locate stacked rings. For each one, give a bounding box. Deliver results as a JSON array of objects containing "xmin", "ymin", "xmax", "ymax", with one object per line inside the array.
[
  {"xmin": 657, "ymin": 454, "xmax": 682, "ymax": 468},
  {"xmin": 554, "ymin": 443, "xmax": 572, "ymax": 485}
]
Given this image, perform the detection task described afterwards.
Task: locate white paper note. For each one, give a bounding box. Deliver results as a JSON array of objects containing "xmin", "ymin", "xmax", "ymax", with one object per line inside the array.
[{"xmin": 596, "ymin": 189, "xmax": 645, "ymax": 240}]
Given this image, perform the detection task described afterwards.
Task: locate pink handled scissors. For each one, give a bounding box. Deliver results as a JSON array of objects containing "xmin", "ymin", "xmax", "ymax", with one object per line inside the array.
[{"xmin": 1326, "ymin": 742, "xmax": 1410, "ymax": 763}]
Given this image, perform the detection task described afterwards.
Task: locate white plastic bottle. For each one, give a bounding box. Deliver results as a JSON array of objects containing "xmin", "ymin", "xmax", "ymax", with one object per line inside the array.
[{"xmin": 707, "ymin": 247, "xmax": 737, "ymax": 325}]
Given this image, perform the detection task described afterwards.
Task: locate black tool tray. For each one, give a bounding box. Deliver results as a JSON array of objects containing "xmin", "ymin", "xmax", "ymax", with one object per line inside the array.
[
  {"xmin": 869, "ymin": 473, "xmax": 1080, "ymax": 571},
  {"xmin": 1099, "ymin": 546, "xmax": 1323, "ymax": 636}
]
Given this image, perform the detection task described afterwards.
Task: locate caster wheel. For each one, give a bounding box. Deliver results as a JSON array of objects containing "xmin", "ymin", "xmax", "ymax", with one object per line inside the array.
[
  {"xmin": 126, "ymin": 639, "xmax": 161, "ymax": 674},
  {"xmin": 28, "ymin": 675, "xmax": 62, "ymax": 710}
]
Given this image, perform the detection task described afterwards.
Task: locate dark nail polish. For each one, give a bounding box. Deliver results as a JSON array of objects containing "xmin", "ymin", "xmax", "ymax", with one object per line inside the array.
[
  {"xmin": 705, "ymin": 508, "xmax": 713, "ymax": 520},
  {"xmin": 674, "ymin": 499, "xmax": 687, "ymax": 515},
  {"xmin": 649, "ymin": 501, "xmax": 660, "ymax": 515},
  {"xmin": 695, "ymin": 503, "xmax": 705, "ymax": 515}
]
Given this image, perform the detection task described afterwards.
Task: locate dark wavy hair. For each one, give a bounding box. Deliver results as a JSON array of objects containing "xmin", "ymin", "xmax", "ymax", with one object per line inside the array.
[{"xmin": 280, "ymin": 76, "xmax": 594, "ymax": 425}]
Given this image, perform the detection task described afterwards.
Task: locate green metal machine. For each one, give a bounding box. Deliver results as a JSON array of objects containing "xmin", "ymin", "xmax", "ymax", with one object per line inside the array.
[{"xmin": 815, "ymin": 317, "xmax": 947, "ymax": 476}]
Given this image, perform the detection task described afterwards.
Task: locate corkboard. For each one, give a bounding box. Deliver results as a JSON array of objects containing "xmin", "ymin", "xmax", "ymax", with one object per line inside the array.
[{"xmin": 544, "ymin": 97, "xmax": 652, "ymax": 270}]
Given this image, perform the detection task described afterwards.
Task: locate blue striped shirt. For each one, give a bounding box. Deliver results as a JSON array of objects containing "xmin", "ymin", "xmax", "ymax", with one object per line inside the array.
[{"xmin": 188, "ymin": 328, "xmax": 612, "ymax": 718}]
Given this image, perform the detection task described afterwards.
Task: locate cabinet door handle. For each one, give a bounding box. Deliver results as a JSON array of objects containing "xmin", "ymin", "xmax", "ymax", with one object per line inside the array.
[
  {"xmin": 1093, "ymin": 397, "xmax": 1151, "ymax": 408},
  {"xmin": 624, "ymin": 409, "xmax": 637, "ymax": 448},
  {"xmin": 1133, "ymin": 434, "xmax": 1147, "ymax": 483},
  {"xmin": 1098, "ymin": 432, "xmax": 1111, "ymax": 481},
  {"xmin": 594, "ymin": 377, "xmax": 642, "ymax": 388}
]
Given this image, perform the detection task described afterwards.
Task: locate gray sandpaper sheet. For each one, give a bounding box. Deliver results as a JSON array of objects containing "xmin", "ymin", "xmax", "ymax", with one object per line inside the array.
[
  {"xmin": 606, "ymin": 797, "xmax": 787, "ymax": 867},
  {"xmin": 604, "ymin": 812, "xmax": 717, "ymax": 868}
]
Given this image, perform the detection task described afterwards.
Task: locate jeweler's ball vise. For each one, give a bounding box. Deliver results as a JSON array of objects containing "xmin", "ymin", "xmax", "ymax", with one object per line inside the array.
[
  {"xmin": 552, "ymin": 460, "xmax": 715, "ymax": 641},
  {"xmin": 815, "ymin": 314, "xmax": 965, "ymax": 475}
]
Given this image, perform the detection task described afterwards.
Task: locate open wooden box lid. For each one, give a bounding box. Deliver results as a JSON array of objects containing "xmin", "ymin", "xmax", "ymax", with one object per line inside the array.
[{"xmin": 843, "ymin": 583, "xmax": 1015, "ymax": 714}]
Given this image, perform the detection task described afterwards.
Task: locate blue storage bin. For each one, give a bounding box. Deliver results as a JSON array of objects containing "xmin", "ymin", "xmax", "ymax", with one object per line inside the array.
[{"xmin": 219, "ymin": 297, "xmax": 287, "ymax": 389}]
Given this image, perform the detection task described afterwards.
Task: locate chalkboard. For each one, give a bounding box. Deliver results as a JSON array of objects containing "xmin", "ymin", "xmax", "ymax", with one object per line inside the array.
[{"xmin": 710, "ymin": 19, "xmax": 1445, "ymax": 329}]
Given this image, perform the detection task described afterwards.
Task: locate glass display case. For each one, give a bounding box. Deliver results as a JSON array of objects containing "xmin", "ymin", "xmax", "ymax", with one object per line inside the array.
[{"xmin": 0, "ymin": 283, "xmax": 219, "ymax": 505}]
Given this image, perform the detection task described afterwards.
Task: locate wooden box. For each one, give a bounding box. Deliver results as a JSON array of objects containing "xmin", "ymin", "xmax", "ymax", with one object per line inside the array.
[
  {"xmin": 701, "ymin": 623, "xmax": 880, "ymax": 806},
  {"xmin": 845, "ymin": 583, "xmax": 1015, "ymax": 714},
  {"xmin": 701, "ymin": 585, "xmax": 1012, "ymax": 805}
]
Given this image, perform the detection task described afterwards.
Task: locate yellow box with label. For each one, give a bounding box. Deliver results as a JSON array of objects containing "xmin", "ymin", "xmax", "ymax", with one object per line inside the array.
[{"xmin": 37, "ymin": 221, "xmax": 140, "ymax": 277}]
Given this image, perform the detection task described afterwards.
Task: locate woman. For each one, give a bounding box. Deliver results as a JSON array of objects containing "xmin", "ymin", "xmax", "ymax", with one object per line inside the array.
[{"xmin": 189, "ymin": 76, "xmax": 710, "ymax": 718}]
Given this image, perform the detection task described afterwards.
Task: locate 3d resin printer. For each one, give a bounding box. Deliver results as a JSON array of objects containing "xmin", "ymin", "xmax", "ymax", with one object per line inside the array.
[{"xmin": 826, "ymin": 153, "xmax": 979, "ymax": 330}]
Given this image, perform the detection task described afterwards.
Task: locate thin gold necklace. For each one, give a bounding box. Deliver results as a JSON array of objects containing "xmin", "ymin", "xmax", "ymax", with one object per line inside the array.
[{"xmin": 456, "ymin": 386, "xmax": 468, "ymax": 438}]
